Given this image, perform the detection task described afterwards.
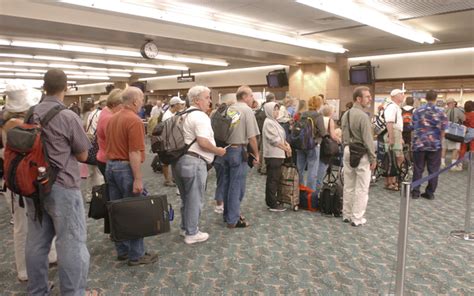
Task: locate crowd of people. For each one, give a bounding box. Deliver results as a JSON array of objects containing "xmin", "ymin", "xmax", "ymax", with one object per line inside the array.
[{"xmin": 1, "ymin": 68, "xmax": 473, "ymax": 295}]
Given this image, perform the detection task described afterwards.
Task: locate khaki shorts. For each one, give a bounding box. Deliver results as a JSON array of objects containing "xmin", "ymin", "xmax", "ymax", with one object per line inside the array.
[
  {"xmin": 384, "ymin": 129, "xmax": 403, "ymax": 157},
  {"xmin": 445, "ymin": 139, "xmax": 461, "ymax": 150}
]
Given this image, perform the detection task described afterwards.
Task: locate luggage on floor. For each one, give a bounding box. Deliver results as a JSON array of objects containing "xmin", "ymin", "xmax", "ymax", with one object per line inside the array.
[
  {"xmin": 107, "ymin": 195, "xmax": 171, "ymax": 242},
  {"xmin": 88, "ymin": 184, "xmax": 108, "ymax": 220},
  {"xmin": 277, "ymin": 162, "xmax": 299, "ymax": 211},
  {"xmin": 299, "ymin": 184, "xmax": 318, "ymax": 212},
  {"xmin": 151, "ymin": 155, "xmax": 163, "ymax": 173},
  {"xmin": 319, "ymin": 166, "xmax": 343, "ymax": 217}
]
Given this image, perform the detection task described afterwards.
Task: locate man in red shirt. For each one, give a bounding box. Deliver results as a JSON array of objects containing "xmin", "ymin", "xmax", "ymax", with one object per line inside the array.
[{"xmin": 105, "ymin": 86, "xmax": 158, "ymax": 266}]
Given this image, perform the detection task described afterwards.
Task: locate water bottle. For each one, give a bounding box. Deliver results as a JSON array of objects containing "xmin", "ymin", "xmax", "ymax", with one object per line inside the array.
[{"xmin": 37, "ymin": 166, "xmax": 48, "ymax": 185}]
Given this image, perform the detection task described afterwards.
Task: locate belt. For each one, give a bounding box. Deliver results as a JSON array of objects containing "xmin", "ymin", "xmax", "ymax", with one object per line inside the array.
[
  {"xmin": 186, "ymin": 151, "xmax": 207, "ymax": 162},
  {"xmin": 230, "ymin": 144, "xmax": 245, "ymax": 147},
  {"xmin": 109, "ymin": 159, "xmax": 130, "ymax": 163}
]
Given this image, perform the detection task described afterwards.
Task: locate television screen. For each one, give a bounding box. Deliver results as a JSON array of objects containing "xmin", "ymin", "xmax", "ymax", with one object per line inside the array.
[
  {"xmin": 266, "ymin": 69, "xmax": 288, "ymax": 88},
  {"xmin": 350, "ymin": 68, "xmax": 371, "ymax": 85},
  {"xmin": 266, "ymin": 74, "xmax": 280, "ymax": 88}
]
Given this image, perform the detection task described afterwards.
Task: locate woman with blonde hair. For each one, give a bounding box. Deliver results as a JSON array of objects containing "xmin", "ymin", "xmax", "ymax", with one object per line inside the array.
[{"xmin": 292, "ymin": 96, "xmax": 326, "ymax": 190}]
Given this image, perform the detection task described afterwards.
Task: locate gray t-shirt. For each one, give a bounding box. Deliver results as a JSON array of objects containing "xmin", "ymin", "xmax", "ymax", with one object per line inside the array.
[
  {"xmin": 33, "ymin": 96, "xmax": 91, "ymax": 189},
  {"xmin": 226, "ymin": 102, "xmax": 260, "ymax": 144},
  {"xmin": 446, "ymin": 107, "xmax": 465, "ymax": 124}
]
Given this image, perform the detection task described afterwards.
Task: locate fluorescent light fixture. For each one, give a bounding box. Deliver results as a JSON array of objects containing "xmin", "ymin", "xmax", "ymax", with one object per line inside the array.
[
  {"xmin": 61, "ymin": 44, "xmax": 105, "ymax": 54},
  {"xmin": 132, "ymin": 69, "xmax": 157, "ymax": 74},
  {"xmin": 48, "ymin": 63, "xmax": 80, "ymax": 69},
  {"xmin": 139, "ymin": 64, "xmax": 287, "ymax": 81},
  {"xmin": 59, "ymin": 0, "xmax": 347, "ymax": 53},
  {"xmin": 14, "ymin": 62, "xmax": 48, "ymax": 67},
  {"xmin": 296, "ymin": 0, "xmax": 435, "ymax": 44},
  {"xmin": 76, "ymin": 82, "xmax": 110, "ymax": 88},
  {"xmin": 0, "ymin": 39, "xmax": 10, "ymax": 45},
  {"xmin": 0, "ymin": 72, "xmax": 43, "ymax": 78},
  {"xmin": 11, "ymin": 40, "xmax": 61, "ymax": 50},
  {"xmin": 155, "ymin": 54, "xmax": 228, "ymax": 66},
  {"xmin": 0, "ymin": 53, "xmax": 34, "ymax": 59},
  {"xmin": 348, "ymin": 47, "xmax": 474, "ymax": 61},
  {"xmin": 68, "ymin": 75, "xmax": 110, "ymax": 80},
  {"xmin": 34, "ymin": 55, "xmax": 73, "ymax": 61},
  {"xmin": 104, "ymin": 49, "xmax": 141, "ymax": 57},
  {"xmin": 0, "ymin": 67, "xmax": 30, "ymax": 72}
]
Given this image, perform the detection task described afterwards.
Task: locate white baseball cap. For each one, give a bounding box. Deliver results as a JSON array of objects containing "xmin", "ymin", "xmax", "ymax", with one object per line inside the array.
[
  {"xmin": 5, "ymin": 81, "xmax": 42, "ymax": 113},
  {"xmin": 390, "ymin": 89, "xmax": 405, "ymax": 97},
  {"xmin": 169, "ymin": 96, "xmax": 185, "ymax": 106}
]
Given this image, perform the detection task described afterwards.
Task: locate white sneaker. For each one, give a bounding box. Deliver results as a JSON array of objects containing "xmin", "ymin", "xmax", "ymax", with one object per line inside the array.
[
  {"xmin": 184, "ymin": 231, "xmax": 209, "ymax": 244},
  {"xmin": 176, "ymin": 189, "xmax": 180, "ymax": 196},
  {"xmin": 179, "ymin": 230, "xmax": 186, "ymax": 237},
  {"xmin": 450, "ymin": 165, "xmax": 462, "ymax": 172},
  {"xmin": 214, "ymin": 204, "xmax": 224, "ymax": 214}
]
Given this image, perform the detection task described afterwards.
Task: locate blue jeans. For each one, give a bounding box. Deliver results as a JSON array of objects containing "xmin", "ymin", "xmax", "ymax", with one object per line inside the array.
[
  {"xmin": 213, "ymin": 156, "xmax": 225, "ymax": 203},
  {"xmin": 106, "ymin": 160, "xmax": 145, "ymax": 261},
  {"xmin": 25, "ymin": 184, "xmax": 89, "ymax": 296},
  {"xmin": 296, "ymin": 145, "xmax": 320, "ymax": 191},
  {"xmin": 220, "ymin": 146, "xmax": 248, "ymax": 225},
  {"xmin": 315, "ymin": 160, "xmax": 329, "ymax": 195},
  {"xmin": 172, "ymin": 154, "xmax": 207, "ymax": 235}
]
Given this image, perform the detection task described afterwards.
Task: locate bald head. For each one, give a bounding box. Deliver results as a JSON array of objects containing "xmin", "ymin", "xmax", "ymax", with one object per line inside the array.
[{"xmin": 122, "ymin": 86, "xmax": 144, "ymax": 113}]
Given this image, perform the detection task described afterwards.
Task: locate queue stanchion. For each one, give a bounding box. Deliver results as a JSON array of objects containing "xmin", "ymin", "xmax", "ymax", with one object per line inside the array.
[
  {"xmin": 450, "ymin": 151, "xmax": 474, "ymax": 241},
  {"xmin": 395, "ymin": 181, "xmax": 411, "ymax": 296}
]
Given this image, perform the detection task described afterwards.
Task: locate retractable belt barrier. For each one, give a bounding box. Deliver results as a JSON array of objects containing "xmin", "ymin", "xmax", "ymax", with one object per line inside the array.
[{"xmin": 395, "ymin": 152, "xmax": 474, "ymax": 296}]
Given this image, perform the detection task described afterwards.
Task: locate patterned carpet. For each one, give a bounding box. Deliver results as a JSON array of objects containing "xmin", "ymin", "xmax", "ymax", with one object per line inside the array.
[{"xmin": 0, "ymin": 153, "xmax": 473, "ymax": 295}]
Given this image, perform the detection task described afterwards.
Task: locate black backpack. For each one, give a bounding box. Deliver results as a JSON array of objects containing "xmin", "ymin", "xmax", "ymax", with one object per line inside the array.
[
  {"xmin": 319, "ymin": 165, "xmax": 343, "ymax": 217},
  {"xmin": 211, "ymin": 103, "xmax": 232, "ymax": 147},
  {"xmin": 255, "ymin": 103, "xmax": 266, "ymax": 133}
]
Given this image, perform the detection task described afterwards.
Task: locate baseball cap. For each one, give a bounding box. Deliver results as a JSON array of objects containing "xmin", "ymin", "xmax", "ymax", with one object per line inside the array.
[
  {"xmin": 390, "ymin": 89, "xmax": 405, "ymax": 97},
  {"xmin": 169, "ymin": 96, "xmax": 185, "ymax": 106},
  {"xmin": 5, "ymin": 81, "xmax": 42, "ymax": 113}
]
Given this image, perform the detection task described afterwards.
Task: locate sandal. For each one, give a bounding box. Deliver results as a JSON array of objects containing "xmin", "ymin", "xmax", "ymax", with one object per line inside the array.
[
  {"xmin": 384, "ymin": 183, "xmax": 399, "ymax": 191},
  {"xmin": 227, "ymin": 219, "xmax": 249, "ymax": 228}
]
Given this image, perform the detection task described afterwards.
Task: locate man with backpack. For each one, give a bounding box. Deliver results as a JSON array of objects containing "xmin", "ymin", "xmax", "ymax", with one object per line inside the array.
[
  {"xmin": 105, "ymin": 86, "xmax": 158, "ymax": 266},
  {"xmin": 442, "ymin": 97, "xmax": 465, "ymax": 170},
  {"xmin": 172, "ymin": 85, "xmax": 226, "ymax": 244},
  {"xmin": 383, "ymin": 89, "xmax": 405, "ymax": 191},
  {"xmin": 24, "ymin": 69, "xmax": 91, "ymax": 295}
]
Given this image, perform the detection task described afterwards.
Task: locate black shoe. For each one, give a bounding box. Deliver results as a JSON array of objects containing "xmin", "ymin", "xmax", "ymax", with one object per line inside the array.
[
  {"xmin": 421, "ymin": 192, "xmax": 435, "ymax": 200},
  {"xmin": 269, "ymin": 205, "xmax": 287, "ymax": 212},
  {"xmin": 351, "ymin": 222, "xmax": 361, "ymax": 227},
  {"xmin": 117, "ymin": 254, "xmax": 129, "ymax": 261},
  {"xmin": 411, "ymin": 193, "xmax": 420, "ymax": 199},
  {"xmin": 342, "ymin": 218, "xmax": 351, "ymax": 223},
  {"xmin": 127, "ymin": 252, "xmax": 158, "ymax": 266}
]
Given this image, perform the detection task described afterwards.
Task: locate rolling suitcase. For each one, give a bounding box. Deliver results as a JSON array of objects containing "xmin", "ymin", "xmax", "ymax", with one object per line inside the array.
[
  {"xmin": 277, "ymin": 162, "xmax": 300, "ymax": 211},
  {"xmin": 107, "ymin": 195, "xmax": 172, "ymax": 242}
]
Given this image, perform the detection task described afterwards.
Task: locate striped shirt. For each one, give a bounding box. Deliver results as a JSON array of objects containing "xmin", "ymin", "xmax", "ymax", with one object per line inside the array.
[{"xmin": 33, "ymin": 96, "xmax": 91, "ymax": 189}]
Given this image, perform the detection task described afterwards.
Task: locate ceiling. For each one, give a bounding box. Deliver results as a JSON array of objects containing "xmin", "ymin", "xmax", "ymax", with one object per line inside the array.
[{"xmin": 0, "ymin": 0, "xmax": 473, "ymax": 87}]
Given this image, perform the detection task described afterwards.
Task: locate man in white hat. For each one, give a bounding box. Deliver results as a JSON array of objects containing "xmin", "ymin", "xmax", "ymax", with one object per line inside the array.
[
  {"xmin": 1, "ymin": 81, "xmax": 58, "ymax": 282},
  {"xmin": 160, "ymin": 96, "xmax": 186, "ymax": 187},
  {"xmin": 383, "ymin": 89, "xmax": 405, "ymax": 191}
]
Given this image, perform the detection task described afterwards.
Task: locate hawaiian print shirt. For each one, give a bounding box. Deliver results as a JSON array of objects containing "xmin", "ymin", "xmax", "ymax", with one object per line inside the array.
[{"xmin": 412, "ymin": 102, "xmax": 448, "ymax": 152}]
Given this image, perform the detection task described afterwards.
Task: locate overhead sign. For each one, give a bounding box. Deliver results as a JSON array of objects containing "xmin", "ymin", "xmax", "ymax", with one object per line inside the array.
[{"xmin": 177, "ymin": 75, "xmax": 195, "ymax": 83}]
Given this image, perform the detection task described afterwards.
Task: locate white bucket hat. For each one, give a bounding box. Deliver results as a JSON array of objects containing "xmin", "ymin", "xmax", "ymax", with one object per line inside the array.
[{"xmin": 5, "ymin": 81, "xmax": 42, "ymax": 113}]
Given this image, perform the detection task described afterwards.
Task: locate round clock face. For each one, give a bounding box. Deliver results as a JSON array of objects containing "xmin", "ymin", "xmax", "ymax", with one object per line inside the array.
[{"xmin": 141, "ymin": 41, "xmax": 158, "ymax": 59}]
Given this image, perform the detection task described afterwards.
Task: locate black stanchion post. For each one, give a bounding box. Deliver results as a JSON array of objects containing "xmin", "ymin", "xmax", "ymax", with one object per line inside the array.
[
  {"xmin": 450, "ymin": 151, "xmax": 474, "ymax": 241},
  {"xmin": 395, "ymin": 181, "xmax": 411, "ymax": 296}
]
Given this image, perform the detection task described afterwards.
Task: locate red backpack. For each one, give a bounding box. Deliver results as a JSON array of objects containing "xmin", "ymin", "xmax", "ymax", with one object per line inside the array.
[
  {"xmin": 402, "ymin": 108, "xmax": 414, "ymax": 132},
  {"xmin": 4, "ymin": 105, "xmax": 65, "ymax": 221}
]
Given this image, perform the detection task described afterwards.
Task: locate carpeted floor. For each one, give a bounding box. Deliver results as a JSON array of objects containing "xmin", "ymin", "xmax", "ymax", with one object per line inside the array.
[{"xmin": 0, "ymin": 152, "xmax": 473, "ymax": 295}]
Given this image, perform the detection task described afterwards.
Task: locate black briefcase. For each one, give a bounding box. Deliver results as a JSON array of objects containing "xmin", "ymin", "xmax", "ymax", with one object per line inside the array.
[
  {"xmin": 107, "ymin": 195, "xmax": 171, "ymax": 242},
  {"xmin": 88, "ymin": 184, "xmax": 108, "ymax": 220}
]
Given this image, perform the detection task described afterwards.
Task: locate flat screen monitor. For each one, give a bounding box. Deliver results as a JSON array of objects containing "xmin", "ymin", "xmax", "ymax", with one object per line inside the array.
[
  {"xmin": 266, "ymin": 70, "xmax": 288, "ymax": 88},
  {"xmin": 349, "ymin": 67, "xmax": 372, "ymax": 85}
]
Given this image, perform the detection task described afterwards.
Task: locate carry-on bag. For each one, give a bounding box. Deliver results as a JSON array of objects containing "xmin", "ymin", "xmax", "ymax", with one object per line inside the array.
[
  {"xmin": 107, "ymin": 195, "xmax": 172, "ymax": 242},
  {"xmin": 299, "ymin": 184, "xmax": 318, "ymax": 212},
  {"xmin": 319, "ymin": 165, "xmax": 343, "ymax": 217},
  {"xmin": 88, "ymin": 184, "xmax": 108, "ymax": 220},
  {"xmin": 277, "ymin": 162, "xmax": 299, "ymax": 211}
]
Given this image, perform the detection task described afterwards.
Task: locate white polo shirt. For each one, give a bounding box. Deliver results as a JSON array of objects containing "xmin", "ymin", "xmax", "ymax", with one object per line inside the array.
[
  {"xmin": 384, "ymin": 103, "xmax": 403, "ymax": 131},
  {"xmin": 183, "ymin": 107, "xmax": 216, "ymax": 164}
]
